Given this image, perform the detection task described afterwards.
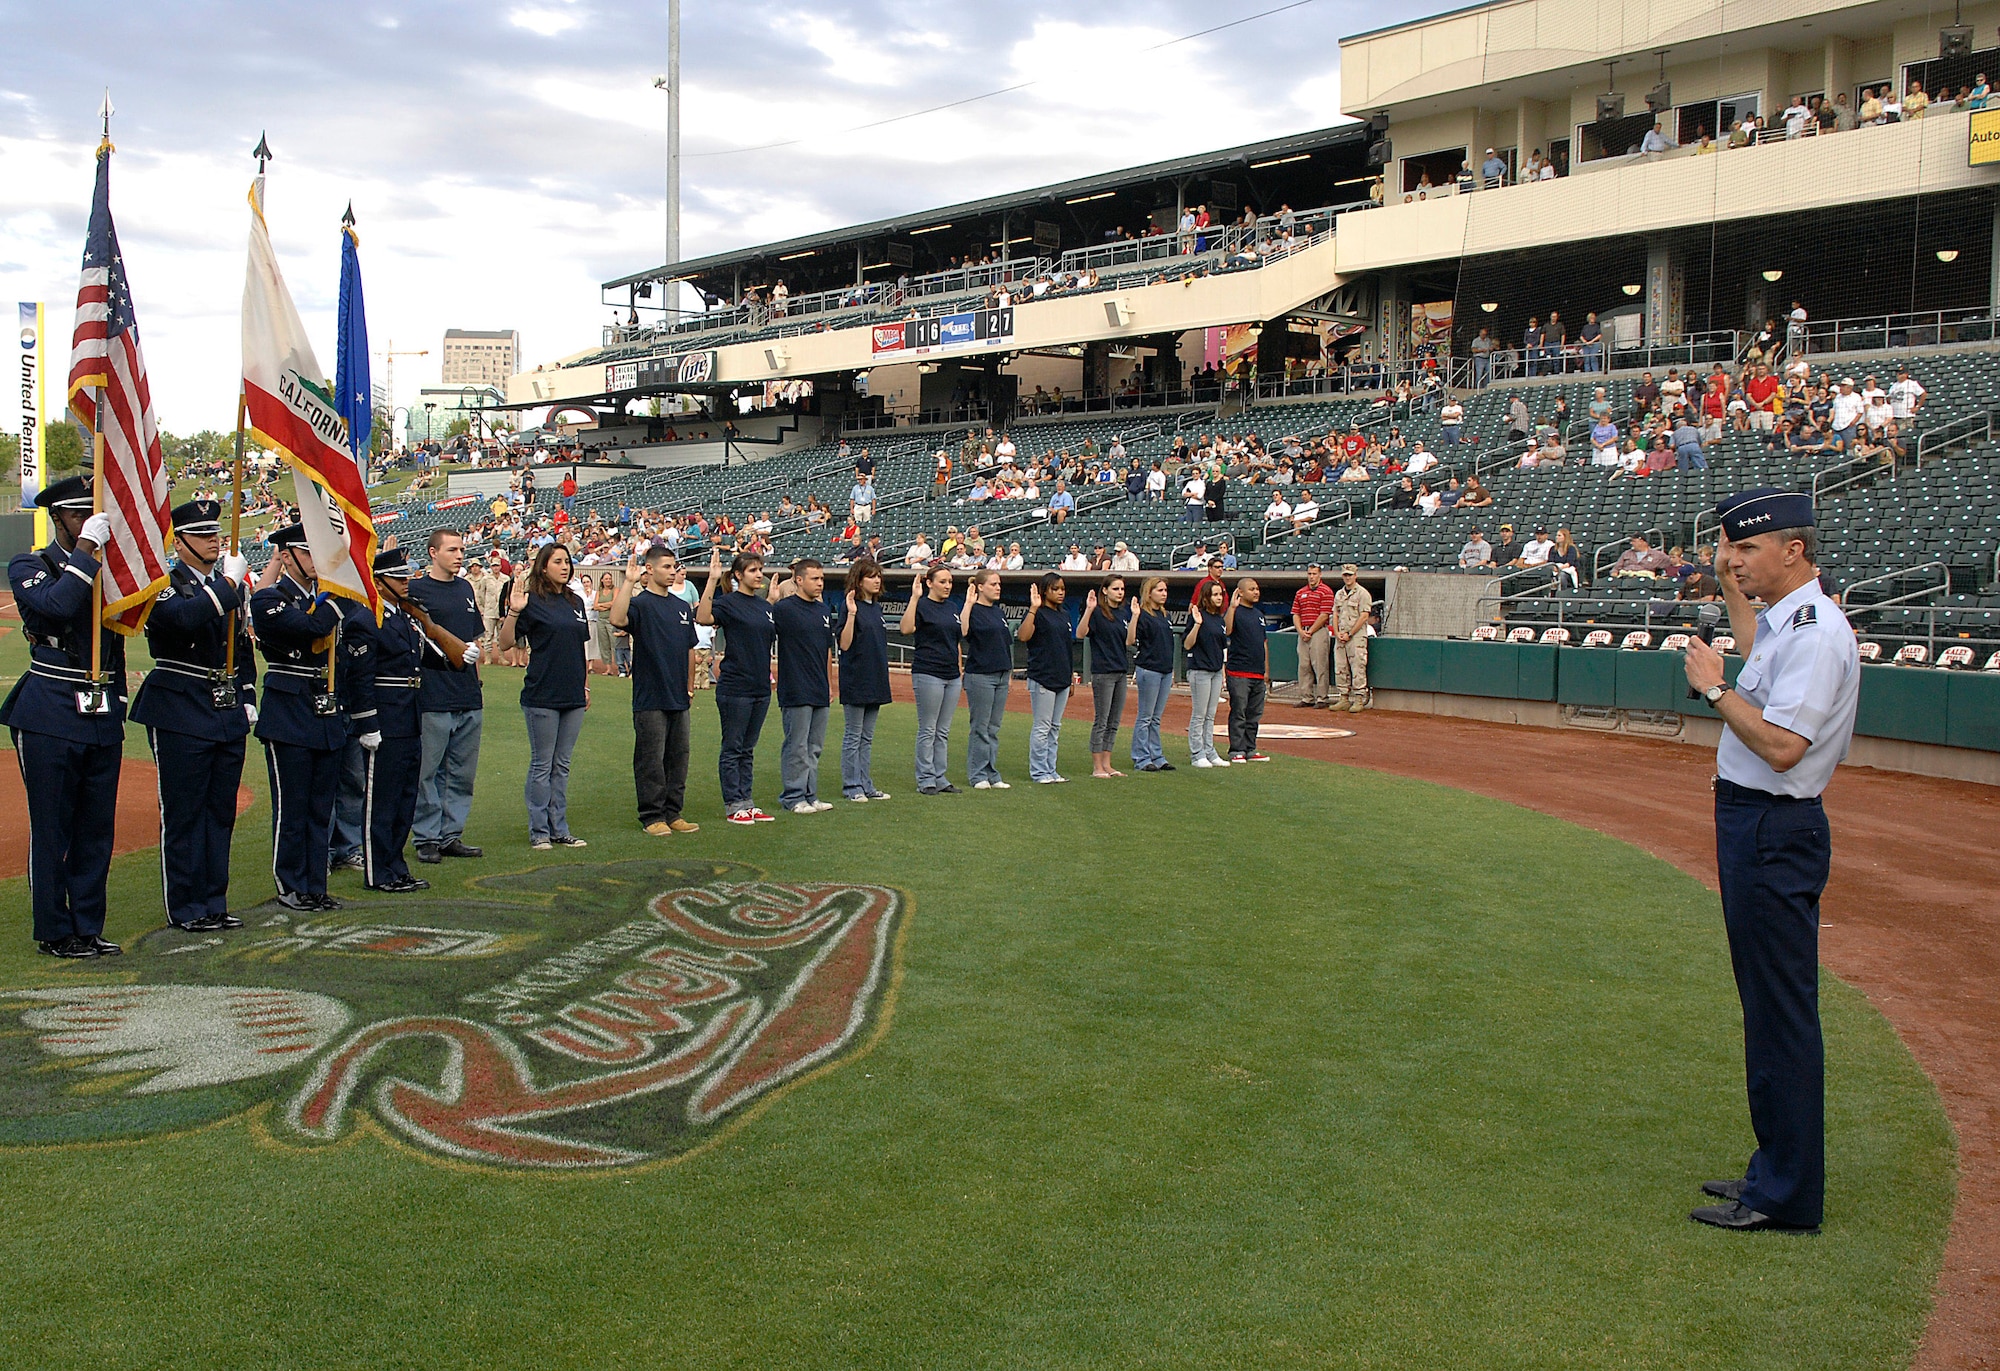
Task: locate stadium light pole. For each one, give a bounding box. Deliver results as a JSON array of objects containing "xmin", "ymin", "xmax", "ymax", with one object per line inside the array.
[{"xmin": 653, "ymin": 0, "xmax": 681, "ymax": 319}]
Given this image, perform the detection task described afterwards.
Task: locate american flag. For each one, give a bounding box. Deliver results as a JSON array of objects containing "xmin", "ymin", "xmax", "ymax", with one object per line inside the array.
[{"xmin": 65, "ymin": 143, "xmax": 171, "ymax": 634}]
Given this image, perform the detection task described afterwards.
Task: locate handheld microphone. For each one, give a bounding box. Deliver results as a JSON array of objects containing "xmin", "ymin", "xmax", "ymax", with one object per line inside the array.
[{"xmin": 1686, "ymin": 602, "xmax": 1724, "ymax": 699}]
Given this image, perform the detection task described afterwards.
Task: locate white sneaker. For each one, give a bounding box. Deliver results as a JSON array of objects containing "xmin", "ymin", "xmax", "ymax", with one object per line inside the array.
[
  {"xmin": 788, "ymin": 802, "xmax": 818, "ymax": 815},
  {"xmin": 847, "ymin": 793, "xmax": 869, "ymax": 802},
  {"xmin": 1192, "ymin": 757, "xmax": 1214, "ymax": 769},
  {"xmin": 811, "ymin": 801, "xmax": 834, "ymax": 812},
  {"xmin": 989, "ymin": 780, "xmax": 1010, "ymax": 790},
  {"xmin": 973, "ymin": 780, "xmax": 991, "ymax": 790}
]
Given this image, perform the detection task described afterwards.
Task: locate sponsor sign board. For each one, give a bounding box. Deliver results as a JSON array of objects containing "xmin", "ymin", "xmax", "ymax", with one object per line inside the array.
[
  {"xmin": 18, "ymin": 302, "xmax": 46, "ymax": 541},
  {"xmin": 1972, "ymin": 108, "xmax": 2000, "ymax": 165},
  {"xmin": 605, "ymin": 350, "xmax": 717, "ymax": 394}
]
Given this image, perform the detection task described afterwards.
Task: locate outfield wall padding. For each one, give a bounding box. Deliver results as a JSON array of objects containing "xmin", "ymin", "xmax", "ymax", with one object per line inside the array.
[{"xmin": 1369, "ymin": 638, "xmax": 2000, "ymax": 753}]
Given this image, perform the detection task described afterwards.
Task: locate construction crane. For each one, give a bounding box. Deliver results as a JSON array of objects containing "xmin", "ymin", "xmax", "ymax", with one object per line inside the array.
[{"xmin": 378, "ymin": 340, "xmax": 429, "ymax": 448}]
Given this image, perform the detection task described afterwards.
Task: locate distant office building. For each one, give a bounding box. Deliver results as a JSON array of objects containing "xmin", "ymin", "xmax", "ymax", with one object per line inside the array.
[{"xmin": 441, "ymin": 329, "xmax": 520, "ymax": 387}]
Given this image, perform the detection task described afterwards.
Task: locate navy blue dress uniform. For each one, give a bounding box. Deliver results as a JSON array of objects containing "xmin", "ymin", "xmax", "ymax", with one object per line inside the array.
[
  {"xmin": 1, "ymin": 473, "xmax": 128, "ymax": 958},
  {"xmin": 1695, "ymin": 488, "xmax": 1860, "ymax": 1234},
  {"xmin": 339, "ymin": 549, "xmax": 430, "ymax": 892},
  {"xmin": 129, "ymin": 500, "xmax": 256, "ymax": 932},
  {"xmin": 251, "ymin": 523, "xmax": 349, "ymax": 911}
]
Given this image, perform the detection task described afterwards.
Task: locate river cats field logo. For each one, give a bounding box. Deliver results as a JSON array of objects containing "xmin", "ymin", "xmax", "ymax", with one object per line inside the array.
[{"xmin": 0, "ymin": 861, "xmax": 907, "ymax": 1171}]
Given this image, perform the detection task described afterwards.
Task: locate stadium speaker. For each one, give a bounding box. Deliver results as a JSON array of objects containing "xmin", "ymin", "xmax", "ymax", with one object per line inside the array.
[
  {"xmin": 1646, "ymin": 82, "xmax": 1672, "ymax": 114},
  {"xmin": 1942, "ymin": 24, "xmax": 1973, "ymax": 56},
  {"xmin": 1596, "ymin": 92, "xmax": 1625, "ymax": 123},
  {"xmin": 764, "ymin": 346, "xmax": 790, "ymax": 372},
  {"xmin": 1366, "ymin": 136, "xmax": 1392, "ymax": 166},
  {"xmin": 1368, "ymin": 112, "xmax": 1389, "ymax": 133},
  {"xmin": 1105, "ymin": 299, "xmax": 1135, "ymax": 328}
]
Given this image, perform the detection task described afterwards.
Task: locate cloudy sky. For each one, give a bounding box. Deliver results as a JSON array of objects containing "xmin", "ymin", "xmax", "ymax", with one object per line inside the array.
[{"xmin": 2, "ymin": 0, "xmax": 1404, "ymax": 435}]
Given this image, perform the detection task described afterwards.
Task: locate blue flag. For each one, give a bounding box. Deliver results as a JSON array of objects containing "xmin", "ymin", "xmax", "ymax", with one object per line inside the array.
[{"xmin": 335, "ymin": 220, "xmax": 371, "ymax": 459}]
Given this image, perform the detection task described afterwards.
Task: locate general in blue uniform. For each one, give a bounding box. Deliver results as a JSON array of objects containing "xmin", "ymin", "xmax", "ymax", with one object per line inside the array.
[
  {"xmin": 339, "ymin": 548, "xmax": 431, "ymax": 892},
  {"xmin": 129, "ymin": 499, "xmax": 256, "ymax": 931},
  {"xmin": 1683, "ymin": 488, "xmax": 1860, "ymax": 1234},
  {"xmin": 0, "ymin": 473, "xmax": 127, "ymax": 959},
  {"xmin": 251, "ymin": 522, "xmax": 349, "ymax": 912}
]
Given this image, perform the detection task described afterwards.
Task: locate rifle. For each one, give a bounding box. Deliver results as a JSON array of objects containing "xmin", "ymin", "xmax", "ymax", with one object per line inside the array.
[{"xmin": 378, "ymin": 578, "xmax": 471, "ymax": 670}]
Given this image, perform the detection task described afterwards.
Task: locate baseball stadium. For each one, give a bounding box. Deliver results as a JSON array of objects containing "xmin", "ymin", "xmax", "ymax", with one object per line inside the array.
[{"xmin": 4, "ymin": 2, "xmax": 2000, "ymax": 1368}]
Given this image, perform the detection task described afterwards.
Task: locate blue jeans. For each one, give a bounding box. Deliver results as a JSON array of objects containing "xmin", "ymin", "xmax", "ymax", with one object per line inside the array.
[
  {"xmin": 522, "ymin": 705, "xmax": 585, "ymax": 841},
  {"xmin": 1131, "ymin": 668, "xmax": 1171, "ymax": 768},
  {"xmin": 962, "ymin": 672, "xmax": 1010, "ymax": 785},
  {"xmin": 1440, "ymin": 424, "xmax": 1461, "ymax": 446},
  {"xmin": 1676, "ymin": 444, "xmax": 1707, "ymax": 471},
  {"xmin": 841, "ymin": 703, "xmax": 881, "ymax": 798},
  {"xmin": 716, "ymin": 692, "xmax": 770, "ymax": 813},
  {"xmin": 1187, "ymin": 669, "xmax": 1226, "ymax": 764},
  {"xmin": 330, "ymin": 738, "xmax": 366, "ymax": 862},
  {"xmin": 912, "ymin": 673, "xmax": 961, "ymax": 790},
  {"xmin": 413, "ymin": 708, "xmax": 482, "ymax": 846},
  {"xmin": 1026, "ymin": 680, "xmax": 1068, "ymax": 781},
  {"xmin": 1581, "ymin": 341, "xmax": 1604, "ymax": 372},
  {"xmin": 1471, "ymin": 354, "xmax": 1491, "ymax": 387},
  {"xmin": 780, "ymin": 704, "xmax": 828, "ymax": 807}
]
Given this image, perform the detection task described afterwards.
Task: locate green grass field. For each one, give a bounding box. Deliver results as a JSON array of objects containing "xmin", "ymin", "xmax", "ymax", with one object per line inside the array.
[{"xmin": 0, "ymin": 625, "xmax": 1955, "ymax": 1369}]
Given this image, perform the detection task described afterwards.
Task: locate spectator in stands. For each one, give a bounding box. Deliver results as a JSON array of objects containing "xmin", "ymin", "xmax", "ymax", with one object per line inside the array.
[
  {"xmin": 1459, "ymin": 474, "xmax": 1494, "ymax": 509},
  {"xmin": 1458, "ymin": 529, "xmax": 1493, "ymax": 568},
  {"xmin": 1672, "ymin": 414, "xmax": 1708, "ymax": 470},
  {"xmin": 1388, "ymin": 476, "xmax": 1417, "ymax": 509},
  {"xmin": 1416, "ymin": 481, "xmax": 1441, "ymax": 516},
  {"xmin": 1522, "ymin": 317, "xmax": 1545, "ymax": 376},
  {"xmin": 1223, "ymin": 581, "xmax": 1270, "ymax": 764},
  {"xmin": 1506, "ymin": 393, "xmax": 1531, "ymax": 442},
  {"xmin": 1519, "ymin": 527, "xmax": 1554, "ymax": 568},
  {"xmin": 1204, "ymin": 471, "xmax": 1228, "ymax": 523},
  {"xmin": 1061, "ymin": 544, "xmax": 1088, "ymax": 572},
  {"xmin": 904, "ymin": 534, "xmax": 934, "ymax": 567},
  {"xmin": 1889, "ymin": 366, "xmax": 1925, "ymax": 420},
  {"xmin": 1439, "ymin": 476, "xmax": 1463, "ymax": 509},
  {"xmin": 1829, "ymin": 377, "xmax": 1867, "ymax": 450},
  {"xmin": 1610, "ymin": 535, "xmax": 1668, "ymax": 577},
  {"xmin": 1439, "ymin": 395, "xmax": 1465, "ymax": 445},
  {"xmin": 1490, "ymin": 524, "xmax": 1525, "ymax": 567},
  {"xmin": 850, "ymin": 473, "xmax": 876, "ymax": 526},
  {"xmin": 1577, "ymin": 312, "xmax": 1605, "ymax": 372},
  {"xmin": 1406, "ymin": 442, "xmax": 1438, "ymax": 476},
  {"xmin": 1641, "ymin": 121, "xmax": 1674, "ymax": 156},
  {"xmin": 1111, "ymin": 541, "xmax": 1140, "ymax": 573},
  {"xmin": 1469, "ymin": 327, "xmax": 1496, "ymax": 386},
  {"xmin": 1480, "ymin": 147, "xmax": 1506, "ymax": 188},
  {"xmin": 1262, "ymin": 491, "xmax": 1293, "ymax": 526},
  {"xmin": 1048, "ymin": 480, "xmax": 1075, "ymax": 525}
]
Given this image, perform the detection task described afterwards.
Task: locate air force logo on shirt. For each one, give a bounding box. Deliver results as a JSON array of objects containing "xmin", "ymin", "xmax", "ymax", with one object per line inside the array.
[{"xmin": 1790, "ymin": 603, "xmax": 1818, "ymax": 629}]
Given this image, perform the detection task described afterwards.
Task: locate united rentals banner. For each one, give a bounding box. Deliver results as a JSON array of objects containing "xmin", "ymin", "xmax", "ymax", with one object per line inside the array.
[
  {"xmin": 605, "ymin": 349, "xmax": 717, "ymax": 393},
  {"xmin": 17, "ymin": 302, "xmax": 46, "ymax": 542},
  {"xmin": 871, "ymin": 306, "xmax": 1014, "ymax": 358}
]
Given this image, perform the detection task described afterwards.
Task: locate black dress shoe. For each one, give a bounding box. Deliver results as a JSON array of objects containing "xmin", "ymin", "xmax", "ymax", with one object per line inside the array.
[
  {"xmin": 276, "ymin": 892, "xmax": 318, "ymax": 913},
  {"xmin": 1701, "ymin": 1178, "xmax": 1747, "ymax": 1201},
  {"xmin": 437, "ymin": 839, "xmax": 483, "ymax": 858},
  {"xmin": 1690, "ymin": 1200, "xmax": 1817, "ymax": 1233},
  {"xmin": 213, "ymin": 913, "xmax": 245, "ymax": 929},
  {"xmin": 369, "ymin": 877, "xmax": 431, "ymax": 893},
  {"xmin": 309, "ymin": 894, "xmax": 343, "ymax": 911},
  {"xmin": 937, "ymin": 784, "xmax": 963, "ymax": 794},
  {"xmin": 329, "ymin": 854, "xmax": 365, "ymax": 873},
  {"xmin": 1152, "ymin": 762, "xmax": 1176, "ymax": 771},
  {"xmin": 415, "ymin": 844, "xmax": 442, "ymax": 865},
  {"xmin": 88, "ymin": 935, "xmax": 124, "ymax": 956},
  {"xmin": 174, "ymin": 913, "xmax": 233, "ymax": 932},
  {"xmin": 42, "ymin": 936, "xmax": 100, "ymax": 959}
]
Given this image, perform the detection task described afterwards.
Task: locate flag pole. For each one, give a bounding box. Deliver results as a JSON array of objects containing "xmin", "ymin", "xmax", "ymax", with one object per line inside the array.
[
  {"xmin": 224, "ymin": 387, "xmax": 247, "ymax": 677},
  {"xmin": 88, "ymin": 90, "xmax": 113, "ymax": 688}
]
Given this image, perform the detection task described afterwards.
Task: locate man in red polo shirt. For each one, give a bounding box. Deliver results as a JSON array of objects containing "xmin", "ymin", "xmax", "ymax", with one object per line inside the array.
[
  {"xmin": 1744, "ymin": 364, "xmax": 1781, "ymax": 434},
  {"xmin": 1290, "ymin": 564, "xmax": 1337, "ymax": 706}
]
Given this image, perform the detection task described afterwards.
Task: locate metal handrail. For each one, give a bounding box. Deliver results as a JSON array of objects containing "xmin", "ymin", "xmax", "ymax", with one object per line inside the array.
[
  {"xmin": 1838, "ymin": 560, "xmax": 1950, "ymax": 609},
  {"xmin": 1259, "ymin": 497, "xmax": 1354, "ymax": 546},
  {"xmin": 1914, "ymin": 409, "xmax": 1995, "ymax": 465},
  {"xmin": 1797, "ymin": 306, "xmax": 2000, "ymax": 359}
]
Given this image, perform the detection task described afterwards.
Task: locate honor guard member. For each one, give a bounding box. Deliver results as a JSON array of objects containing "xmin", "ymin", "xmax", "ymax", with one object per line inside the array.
[
  {"xmin": 1, "ymin": 473, "xmax": 127, "ymax": 959},
  {"xmin": 129, "ymin": 499, "xmax": 257, "ymax": 931},
  {"xmin": 1682, "ymin": 487, "xmax": 1859, "ymax": 1234},
  {"xmin": 251, "ymin": 522, "xmax": 349, "ymax": 912},
  {"xmin": 405, "ymin": 528, "xmax": 486, "ymax": 865},
  {"xmin": 340, "ymin": 548, "xmax": 430, "ymax": 892}
]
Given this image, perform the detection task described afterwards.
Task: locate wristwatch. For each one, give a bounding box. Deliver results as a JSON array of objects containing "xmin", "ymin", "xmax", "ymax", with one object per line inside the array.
[{"xmin": 1704, "ymin": 684, "xmax": 1729, "ymax": 704}]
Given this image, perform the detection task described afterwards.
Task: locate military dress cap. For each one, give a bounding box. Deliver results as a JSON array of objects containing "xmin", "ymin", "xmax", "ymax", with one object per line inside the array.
[
  {"xmin": 373, "ymin": 547, "xmax": 412, "ymax": 577},
  {"xmin": 170, "ymin": 499, "xmax": 223, "ymax": 535},
  {"xmin": 266, "ymin": 521, "xmax": 310, "ymax": 549},
  {"xmin": 34, "ymin": 471, "xmax": 95, "ymax": 510},
  {"xmin": 1716, "ymin": 487, "xmax": 1814, "ymax": 540},
  {"xmin": 1341, "ymin": 563, "xmax": 1360, "ymax": 575}
]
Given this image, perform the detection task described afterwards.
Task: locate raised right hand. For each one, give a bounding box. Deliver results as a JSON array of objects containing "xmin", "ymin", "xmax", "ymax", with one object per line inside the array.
[
  {"xmin": 1028, "ymin": 584, "xmax": 1042, "ymax": 610},
  {"xmin": 508, "ymin": 581, "xmax": 529, "ymax": 612}
]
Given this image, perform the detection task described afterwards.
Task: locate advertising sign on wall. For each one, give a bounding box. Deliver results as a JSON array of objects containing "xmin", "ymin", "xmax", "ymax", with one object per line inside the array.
[
  {"xmin": 870, "ymin": 307, "xmax": 1014, "ymax": 358},
  {"xmin": 604, "ymin": 349, "xmax": 717, "ymax": 393}
]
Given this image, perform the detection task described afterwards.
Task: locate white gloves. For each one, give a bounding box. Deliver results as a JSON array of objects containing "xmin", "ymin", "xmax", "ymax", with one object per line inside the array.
[
  {"xmin": 244, "ymin": 703, "xmax": 259, "ymax": 726},
  {"xmin": 222, "ymin": 554, "xmax": 250, "ymax": 582},
  {"xmin": 358, "ymin": 731, "xmax": 383, "ymax": 752},
  {"xmin": 80, "ymin": 512, "xmax": 113, "ymax": 550},
  {"xmin": 461, "ymin": 643, "xmax": 481, "ymax": 665}
]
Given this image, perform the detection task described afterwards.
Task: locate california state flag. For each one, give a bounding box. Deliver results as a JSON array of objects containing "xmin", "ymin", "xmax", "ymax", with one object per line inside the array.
[{"xmin": 241, "ymin": 176, "xmax": 379, "ymax": 618}]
